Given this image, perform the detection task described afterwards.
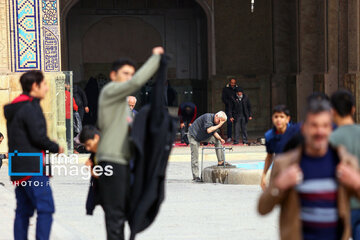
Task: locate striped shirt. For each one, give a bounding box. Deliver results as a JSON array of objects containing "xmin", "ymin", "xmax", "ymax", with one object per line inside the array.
[{"xmin": 296, "ymin": 148, "xmax": 341, "ymax": 240}]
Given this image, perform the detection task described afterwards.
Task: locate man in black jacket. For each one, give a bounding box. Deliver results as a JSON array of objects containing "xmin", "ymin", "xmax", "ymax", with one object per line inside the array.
[
  {"xmin": 4, "ymin": 70, "xmax": 63, "ymax": 240},
  {"xmin": 73, "ymin": 84, "xmax": 89, "ymax": 122},
  {"xmin": 229, "ymin": 87, "xmax": 252, "ymax": 145},
  {"xmin": 221, "ymin": 78, "xmax": 238, "ymax": 142}
]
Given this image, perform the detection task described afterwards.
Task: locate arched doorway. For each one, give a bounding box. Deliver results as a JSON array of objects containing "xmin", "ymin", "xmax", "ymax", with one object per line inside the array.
[{"xmin": 62, "ymin": 0, "xmax": 210, "ymax": 117}]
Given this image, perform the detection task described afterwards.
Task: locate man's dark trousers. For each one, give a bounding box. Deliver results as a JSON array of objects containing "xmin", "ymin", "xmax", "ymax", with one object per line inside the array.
[
  {"xmin": 14, "ymin": 176, "xmax": 54, "ymax": 240},
  {"xmin": 98, "ymin": 161, "xmax": 129, "ymax": 240},
  {"xmin": 225, "ymin": 107, "xmax": 232, "ymax": 139},
  {"xmin": 66, "ymin": 119, "xmax": 71, "ymax": 149},
  {"xmin": 234, "ymin": 116, "xmax": 248, "ymax": 144},
  {"xmin": 78, "ymin": 106, "xmax": 85, "ymax": 122},
  {"xmin": 180, "ymin": 121, "xmax": 190, "ymax": 142}
]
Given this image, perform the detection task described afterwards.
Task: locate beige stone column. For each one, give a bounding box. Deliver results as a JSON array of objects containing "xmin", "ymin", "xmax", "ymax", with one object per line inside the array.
[
  {"xmin": 55, "ymin": 74, "xmax": 67, "ymax": 151},
  {"xmin": 2, "ymin": 0, "xmax": 65, "ymax": 151},
  {"xmin": 0, "ymin": 75, "xmax": 10, "ymax": 152}
]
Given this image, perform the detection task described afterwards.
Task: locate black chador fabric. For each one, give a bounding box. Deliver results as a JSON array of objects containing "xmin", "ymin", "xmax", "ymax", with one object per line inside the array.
[
  {"xmin": 83, "ymin": 77, "xmax": 99, "ymax": 125},
  {"xmin": 128, "ymin": 55, "xmax": 177, "ymax": 240},
  {"xmin": 85, "ymin": 153, "xmax": 100, "ymax": 215}
]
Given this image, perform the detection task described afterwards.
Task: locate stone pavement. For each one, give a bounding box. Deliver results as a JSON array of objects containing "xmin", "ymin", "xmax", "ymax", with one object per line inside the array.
[{"xmin": 0, "ymin": 145, "xmax": 279, "ymax": 240}]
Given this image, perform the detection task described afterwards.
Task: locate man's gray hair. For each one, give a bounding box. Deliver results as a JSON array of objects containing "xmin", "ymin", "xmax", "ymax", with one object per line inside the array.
[
  {"xmin": 215, "ymin": 111, "xmax": 227, "ymax": 121},
  {"xmin": 306, "ymin": 99, "xmax": 331, "ymax": 114},
  {"xmin": 127, "ymin": 96, "xmax": 137, "ymax": 103},
  {"xmin": 303, "ymin": 99, "xmax": 331, "ymax": 122}
]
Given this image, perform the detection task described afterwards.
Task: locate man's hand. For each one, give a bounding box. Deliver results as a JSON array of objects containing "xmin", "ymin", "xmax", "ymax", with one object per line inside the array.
[
  {"xmin": 85, "ymin": 159, "xmax": 93, "ymax": 167},
  {"xmin": 260, "ymin": 174, "xmax": 267, "ymax": 191},
  {"xmin": 85, "ymin": 159, "xmax": 99, "ymax": 179},
  {"xmin": 337, "ymin": 163, "xmax": 360, "ymax": 191},
  {"xmin": 214, "ymin": 132, "xmax": 225, "ymax": 144},
  {"xmin": 249, "ymin": 117, "xmax": 253, "ymax": 120},
  {"xmin": 230, "ymin": 117, "xmax": 234, "ymax": 123},
  {"xmin": 85, "ymin": 107, "xmax": 89, "ymax": 113},
  {"xmin": 5, "ymin": 153, "xmax": 8, "ymax": 159},
  {"xmin": 152, "ymin": 47, "xmax": 164, "ymax": 55},
  {"xmin": 58, "ymin": 146, "xmax": 64, "ymax": 154},
  {"xmin": 180, "ymin": 123, "xmax": 185, "ymax": 128},
  {"xmin": 189, "ymin": 123, "xmax": 192, "ymax": 127},
  {"xmin": 219, "ymin": 118, "xmax": 226, "ymax": 126},
  {"xmin": 274, "ymin": 165, "xmax": 303, "ymax": 191}
]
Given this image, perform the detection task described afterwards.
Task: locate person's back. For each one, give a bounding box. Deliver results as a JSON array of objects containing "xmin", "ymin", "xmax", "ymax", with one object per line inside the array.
[
  {"xmin": 330, "ymin": 90, "xmax": 360, "ymax": 177},
  {"xmin": 330, "ymin": 89, "xmax": 360, "ymax": 240},
  {"xmin": 330, "ymin": 124, "xmax": 360, "ymax": 212},
  {"xmin": 178, "ymin": 102, "xmax": 197, "ymax": 144},
  {"xmin": 331, "ymin": 125, "xmax": 360, "ymax": 159},
  {"xmin": 179, "ymin": 102, "xmax": 196, "ymax": 120},
  {"xmin": 330, "ymin": 91, "xmax": 360, "ymax": 158}
]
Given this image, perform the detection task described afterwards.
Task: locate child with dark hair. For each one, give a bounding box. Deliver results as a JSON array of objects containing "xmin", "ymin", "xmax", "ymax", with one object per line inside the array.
[
  {"xmin": 79, "ymin": 125, "xmax": 100, "ymax": 175},
  {"xmin": 79, "ymin": 125, "xmax": 101, "ymax": 215},
  {"xmin": 260, "ymin": 105, "xmax": 300, "ymax": 190},
  {"xmin": 79, "ymin": 125, "xmax": 100, "ymax": 153},
  {"xmin": 329, "ymin": 89, "xmax": 360, "ymax": 240}
]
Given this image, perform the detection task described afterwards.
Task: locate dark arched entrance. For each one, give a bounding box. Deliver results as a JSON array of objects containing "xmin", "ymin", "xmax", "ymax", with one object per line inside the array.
[{"xmin": 63, "ymin": 0, "xmax": 209, "ymax": 115}]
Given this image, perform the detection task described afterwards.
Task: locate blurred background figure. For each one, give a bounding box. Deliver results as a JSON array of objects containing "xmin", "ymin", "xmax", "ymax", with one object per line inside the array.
[
  {"xmin": 229, "ymin": 87, "xmax": 252, "ymax": 145},
  {"xmin": 0, "ymin": 132, "xmax": 8, "ymax": 174},
  {"xmin": 73, "ymin": 84, "xmax": 89, "ymax": 123},
  {"xmin": 127, "ymin": 96, "xmax": 138, "ymax": 118},
  {"xmin": 83, "ymin": 77, "xmax": 99, "ymax": 126},
  {"xmin": 221, "ymin": 78, "xmax": 238, "ymax": 142},
  {"xmin": 178, "ymin": 102, "xmax": 197, "ymax": 144},
  {"xmin": 65, "ymin": 83, "xmax": 79, "ymax": 149}
]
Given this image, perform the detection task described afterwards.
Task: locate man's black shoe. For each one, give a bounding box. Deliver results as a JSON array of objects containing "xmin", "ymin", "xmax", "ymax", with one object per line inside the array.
[{"xmin": 193, "ymin": 177, "xmax": 202, "ymax": 183}]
